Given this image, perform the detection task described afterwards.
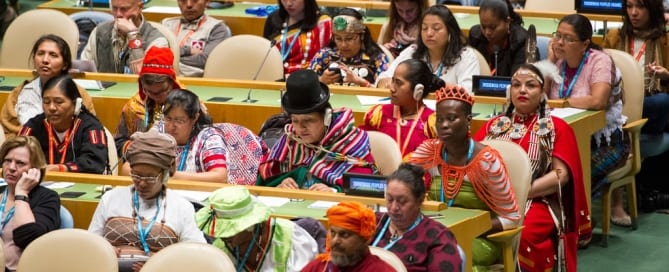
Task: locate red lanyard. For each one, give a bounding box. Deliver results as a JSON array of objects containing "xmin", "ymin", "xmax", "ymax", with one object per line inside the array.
[
  {"xmin": 629, "ymin": 36, "xmax": 646, "ymax": 63},
  {"xmin": 45, "ymin": 120, "xmax": 78, "ymax": 165},
  {"xmin": 175, "ymin": 17, "xmax": 207, "ymax": 49},
  {"xmin": 395, "ymin": 105, "xmax": 424, "ymax": 155}
]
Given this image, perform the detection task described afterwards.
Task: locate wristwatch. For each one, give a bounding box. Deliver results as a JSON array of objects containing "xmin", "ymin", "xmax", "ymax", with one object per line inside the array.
[{"xmin": 15, "ymin": 195, "xmax": 30, "ymax": 202}]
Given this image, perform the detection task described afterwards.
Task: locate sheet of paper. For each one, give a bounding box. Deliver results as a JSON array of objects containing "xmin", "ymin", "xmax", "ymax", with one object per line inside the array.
[
  {"xmin": 256, "ymin": 196, "xmax": 290, "ymax": 207},
  {"xmin": 550, "ymin": 107, "xmax": 586, "ymax": 119},
  {"xmin": 307, "ymin": 201, "xmax": 339, "ymax": 209},
  {"xmin": 424, "ymin": 99, "xmax": 436, "ymax": 110},
  {"xmin": 357, "ymin": 95, "xmax": 391, "ymax": 106},
  {"xmin": 172, "ymin": 190, "xmax": 210, "ymax": 203},
  {"xmin": 44, "ymin": 182, "xmax": 75, "ymax": 189},
  {"xmin": 143, "ymin": 6, "xmax": 181, "ymax": 13},
  {"xmin": 73, "ymin": 79, "xmax": 104, "ymax": 90}
]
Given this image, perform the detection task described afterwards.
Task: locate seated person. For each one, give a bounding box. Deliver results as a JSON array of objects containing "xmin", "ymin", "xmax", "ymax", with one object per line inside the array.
[
  {"xmin": 309, "ymin": 8, "xmax": 389, "ymax": 87},
  {"xmin": 380, "ymin": 0, "xmax": 429, "ymax": 58},
  {"xmin": 18, "ymin": 75, "xmax": 108, "ymax": 174},
  {"xmin": 1, "ymin": 34, "xmax": 96, "ymax": 139},
  {"xmin": 0, "ymin": 136, "xmax": 61, "ymax": 271},
  {"xmin": 361, "ymin": 59, "xmax": 444, "ymax": 158},
  {"xmin": 302, "ymin": 201, "xmax": 394, "ymax": 271},
  {"xmin": 474, "ymin": 63, "xmax": 591, "ymax": 271},
  {"xmin": 371, "ymin": 163, "xmax": 462, "ymax": 270},
  {"xmin": 115, "ymin": 46, "xmax": 184, "ymax": 158},
  {"xmin": 89, "ymin": 130, "xmax": 206, "ymax": 272},
  {"xmin": 196, "ymin": 186, "xmax": 318, "ymax": 271},
  {"xmin": 162, "ymin": 0, "xmax": 231, "ymax": 77},
  {"xmin": 256, "ymin": 70, "xmax": 376, "ymax": 192},
  {"xmin": 376, "ymin": 5, "xmax": 480, "ymax": 93},
  {"xmin": 468, "ymin": 0, "xmax": 532, "ymax": 76},
  {"xmin": 263, "ymin": 0, "xmax": 332, "ymax": 76},
  {"xmin": 81, "ymin": 0, "xmax": 168, "ymax": 74},
  {"xmin": 409, "ymin": 85, "xmax": 519, "ymax": 269}
]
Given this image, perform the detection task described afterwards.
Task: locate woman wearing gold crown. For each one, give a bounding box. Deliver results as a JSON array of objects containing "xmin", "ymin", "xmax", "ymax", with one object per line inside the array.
[{"xmin": 409, "ymin": 85, "xmax": 519, "ymax": 271}]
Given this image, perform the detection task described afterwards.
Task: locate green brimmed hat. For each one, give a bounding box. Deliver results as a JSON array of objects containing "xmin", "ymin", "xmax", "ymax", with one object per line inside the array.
[{"xmin": 195, "ymin": 186, "xmax": 271, "ymax": 238}]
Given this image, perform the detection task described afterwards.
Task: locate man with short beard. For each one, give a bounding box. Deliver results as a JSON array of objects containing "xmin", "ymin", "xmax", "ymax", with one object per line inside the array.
[{"xmin": 301, "ymin": 201, "xmax": 396, "ymax": 271}]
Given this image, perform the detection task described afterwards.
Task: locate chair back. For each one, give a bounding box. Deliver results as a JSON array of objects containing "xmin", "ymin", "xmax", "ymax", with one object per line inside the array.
[
  {"xmin": 537, "ymin": 35, "xmax": 551, "ymax": 61},
  {"xmin": 366, "ymin": 131, "xmax": 402, "ymax": 175},
  {"xmin": 369, "ymin": 246, "xmax": 408, "ymax": 272},
  {"xmin": 104, "ymin": 127, "xmax": 119, "ymax": 175},
  {"xmin": 213, "ymin": 123, "xmax": 268, "ymax": 185},
  {"xmin": 524, "ymin": 0, "xmax": 574, "ymax": 12},
  {"xmin": 59, "ymin": 205, "xmax": 74, "ymax": 229},
  {"xmin": 482, "ymin": 140, "xmax": 531, "ymax": 221},
  {"xmin": 147, "ymin": 21, "xmax": 181, "ymax": 76},
  {"xmin": 17, "ymin": 229, "xmax": 118, "ymax": 272},
  {"xmin": 377, "ymin": 21, "xmax": 390, "ymax": 45},
  {"xmin": 604, "ymin": 48, "xmax": 644, "ymax": 122},
  {"xmin": 377, "ymin": 42, "xmax": 395, "ymax": 63},
  {"xmin": 69, "ymin": 11, "xmax": 114, "ymax": 59},
  {"xmin": 140, "ymin": 242, "xmax": 235, "ymax": 272},
  {"xmin": 471, "ymin": 47, "xmax": 491, "ymax": 76},
  {"xmin": 203, "ymin": 35, "xmax": 284, "ymax": 81},
  {"xmin": 1, "ymin": 9, "xmax": 79, "ymax": 69}
]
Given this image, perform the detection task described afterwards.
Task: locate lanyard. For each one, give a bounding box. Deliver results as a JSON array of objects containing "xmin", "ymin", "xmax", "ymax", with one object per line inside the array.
[
  {"xmin": 395, "ymin": 105, "xmax": 424, "ymax": 155},
  {"xmin": 280, "ymin": 25, "xmax": 302, "ymax": 62},
  {"xmin": 177, "ymin": 140, "xmax": 191, "ymax": 171},
  {"xmin": 233, "ymin": 224, "xmax": 260, "ymax": 272},
  {"xmin": 46, "ymin": 120, "xmax": 75, "ymax": 165},
  {"xmin": 426, "ymin": 53, "xmax": 444, "ymax": 76},
  {"xmin": 558, "ymin": 50, "xmax": 590, "ymax": 99},
  {"xmin": 133, "ymin": 190, "xmax": 162, "ymax": 255},
  {"xmin": 371, "ymin": 214, "xmax": 423, "ymax": 250},
  {"xmin": 440, "ymin": 138, "xmax": 475, "ymax": 205},
  {"xmin": 0, "ymin": 189, "xmax": 15, "ymax": 236},
  {"xmin": 175, "ymin": 17, "xmax": 207, "ymax": 48},
  {"xmin": 629, "ymin": 36, "xmax": 646, "ymax": 63}
]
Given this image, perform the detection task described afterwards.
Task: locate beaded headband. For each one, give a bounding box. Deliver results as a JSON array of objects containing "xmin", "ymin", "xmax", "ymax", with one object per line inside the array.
[
  {"xmin": 333, "ymin": 15, "xmax": 366, "ymax": 33},
  {"xmin": 435, "ymin": 85, "xmax": 474, "ymax": 106},
  {"xmin": 512, "ymin": 69, "xmax": 543, "ymax": 85}
]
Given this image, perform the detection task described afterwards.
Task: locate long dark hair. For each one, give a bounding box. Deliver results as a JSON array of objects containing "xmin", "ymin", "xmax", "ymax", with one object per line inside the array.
[
  {"xmin": 559, "ymin": 14, "xmax": 601, "ymax": 51},
  {"xmin": 163, "ymin": 89, "xmax": 212, "ymax": 138},
  {"xmin": 399, "ymin": 59, "xmax": 445, "ymax": 99},
  {"xmin": 30, "ymin": 34, "xmax": 72, "ymax": 74},
  {"xmin": 479, "ymin": 0, "xmax": 523, "ymax": 26},
  {"xmin": 42, "ymin": 74, "xmax": 92, "ymax": 116},
  {"xmin": 413, "ymin": 5, "xmax": 467, "ymax": 69},
  {"xmin": 277, "ymin": 0, "xmax": 322, "ymax": 32},
  {"xmin": 382, "ymin": 0, "xmax": 429, "ymax": 44},
  {"xmin": 621, "ymin": 0, "xmax": 666, "ymax": 39},
  {"xmin": 327, "ymin": 8, "xmax": 383, "ymax": 60}
]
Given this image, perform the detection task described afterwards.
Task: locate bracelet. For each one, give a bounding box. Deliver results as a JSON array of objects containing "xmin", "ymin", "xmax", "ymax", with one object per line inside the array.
[
  {"xmin": 128, "ymin": 38, "xmax": 143, "ymax": 50},
  {"xmin": 58, "ymin": 164, "xmax": 66, "ymax": 172},
  {"xmin": 362, "ymin": 81, "xmax": 371, "ymax": 88}
]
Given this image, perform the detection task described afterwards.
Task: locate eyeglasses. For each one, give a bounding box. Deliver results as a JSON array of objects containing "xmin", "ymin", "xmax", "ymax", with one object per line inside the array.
[
  {"xmin": 142, "ymin": 83, "xmax": 171, "ymax": 96},
  {"xmin": 333, "ymin": 35, "xmax": 360, "ymax": 44},
  {"xmin": 130, "ymin": 173, "xmax": 162, "ymax": 184},
  {"xmin": 551, "ymin": 32, "xmax": 580, "ymax": 44},
  {"xmin": 163, "ymin": 116, "xmax": 190, "ymax": 126}
]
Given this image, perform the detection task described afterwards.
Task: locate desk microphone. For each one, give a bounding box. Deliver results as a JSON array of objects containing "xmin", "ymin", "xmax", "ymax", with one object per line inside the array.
[
  {"xmin": 493, "ymin": 45, "xmax": 500, "ymax": 76},
  {"xmin": 243, "ymin": 39, "xmax": 278, "ymax": 103}
]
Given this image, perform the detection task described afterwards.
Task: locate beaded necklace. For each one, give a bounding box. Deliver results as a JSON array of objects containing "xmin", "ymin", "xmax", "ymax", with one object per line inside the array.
[
  {"xmin": 0, "ymin": 189, "xmax": 15, "ymax": 236},
  {"xmin": 280, "ymin": 22, "xmax": 312, "ymax": 69},
  {"xmin": 132, "ymin": 189, "xmax": 166, "ymax": 255},
  {"xmin": 439, "ymin": 138, "xmax": 475, "ymax": 206}
]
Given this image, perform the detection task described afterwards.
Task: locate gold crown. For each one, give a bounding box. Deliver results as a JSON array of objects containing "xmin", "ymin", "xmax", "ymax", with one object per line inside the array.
[{"xmin": 435, "ymin": 85, "xmax": 474, "ymax": 106}]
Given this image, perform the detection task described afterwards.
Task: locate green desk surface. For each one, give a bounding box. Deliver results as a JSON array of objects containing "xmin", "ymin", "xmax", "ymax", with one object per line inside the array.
[
  {"xmin": 51, "ymin": 182, "xmax": 487, "ymax": 227},
  {"xmin": 0, "ymin": 76, "xmax": 597, "ymax": 123}
]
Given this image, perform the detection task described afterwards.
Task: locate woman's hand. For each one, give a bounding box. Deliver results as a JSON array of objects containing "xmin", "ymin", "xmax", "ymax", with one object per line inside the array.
[
  {"xmin": 341, "ymin": 65, "xmax": 369, "ymax": 87},
  {"xmin": 278, "ymin": 178, "xmax": 299, "ymax": 189},
  {"xmin": 647, "ymin": 62, "xmax": 669, "ymax": 81},
  {"xmin": 131, "ymin": 261, "xmax": 145, "ymax": 272},
  {"xmin": 15, "ymin": 168, "xmax": 40, "ymax": 196},
  {"xmin": 320, "ymin": 69, "xmax": 341, "ymax": 85},
  {"xmin": 308, "ymin": 183, "xmax": 335, "ymax": 192},
  {"xmin": 547, "ymin": 39, "xmax": 557, "ymax": 63},
  {"xmin": 383, "ymin": 40, "xmax": 398, "ymax": 50}
]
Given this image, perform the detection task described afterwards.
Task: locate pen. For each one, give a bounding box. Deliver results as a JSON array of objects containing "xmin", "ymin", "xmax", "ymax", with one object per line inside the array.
[{"xmin": 378, "ymin": 97, "xmax": 391, "ymax": 101}]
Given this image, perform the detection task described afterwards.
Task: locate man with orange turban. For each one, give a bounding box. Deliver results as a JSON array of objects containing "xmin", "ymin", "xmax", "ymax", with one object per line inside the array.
[{"xmin": 302, "ymin": 201, "xmax": 395, "ymax": 271}]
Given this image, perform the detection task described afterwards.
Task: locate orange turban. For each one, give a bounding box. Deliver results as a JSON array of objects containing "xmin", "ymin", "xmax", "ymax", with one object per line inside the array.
[{"xmin": 316, "ymin": 201, "xmax": 376, "ymax": 262}]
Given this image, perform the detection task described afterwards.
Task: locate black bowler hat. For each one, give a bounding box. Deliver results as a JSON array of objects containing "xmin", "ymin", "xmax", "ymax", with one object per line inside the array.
[{"xmin": 281, "ymin": 69, "xmax": 330, "ymax": 114}]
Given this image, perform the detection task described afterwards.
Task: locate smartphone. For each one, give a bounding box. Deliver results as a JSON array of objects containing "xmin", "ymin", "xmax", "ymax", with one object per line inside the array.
[{"xmin": 327, "ymin": 67, "xmax": 341, "ymax": 75}]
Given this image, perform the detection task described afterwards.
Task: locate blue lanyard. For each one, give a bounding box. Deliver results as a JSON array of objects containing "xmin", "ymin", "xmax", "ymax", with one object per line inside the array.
[
  {"xmin": 440, "ymin": 138, "xmax": 475, "ymax": 205},
  {"xmin": 143, "ymin": 104, "xmax": 151, "ymax": 129},
  {"xmin": 426, "ymin": 54, "xmax": 444, "ymax": 76},
  {"xmin": 133, "ymin": 190, "xmax": 161, "ymax": 255},
  {"xmin": 233, "ymin": 224, "xmax": 260, "ymax": 272},
  {"xmin": 0, "ymin": 189, "xmax": 15, "ymax": 236},
  {"xmin": 559, "ymin": 50, "xmax": 590, "ymax": 99},
  {"xmin": 280, "ymin": 25, "xmax": 301, "ymax": 62},
  {"xmin": 371, "ymin": 214, "xmax": 423, "ymax": 250},
  {"xmin": 177, "ymin": 141, "xmax": 191, "ymax": 171}
]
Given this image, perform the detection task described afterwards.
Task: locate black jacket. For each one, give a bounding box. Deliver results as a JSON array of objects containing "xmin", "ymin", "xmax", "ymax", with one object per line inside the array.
[{"xmin": 469, "ymin": 23, "xmax": 536, "ymax": 77}]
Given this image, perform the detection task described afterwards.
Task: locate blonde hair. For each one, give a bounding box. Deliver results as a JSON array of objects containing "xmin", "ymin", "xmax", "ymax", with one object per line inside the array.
[{"xmin": 0, "ymin": 136, "xmax": 47, "ymax": 183}]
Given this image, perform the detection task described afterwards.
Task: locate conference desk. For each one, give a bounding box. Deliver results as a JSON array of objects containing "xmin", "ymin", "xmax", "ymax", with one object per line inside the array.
[
  {"xmin": 43, "ymin": 171, "xmax": 489, "ymax": 272},
  {"xmin": 0, "ymin": 69, "xmax": 605, "ymax": 208},
  {"xmin": 38, "ymin": 0, "xmax": 618, "ymax": 44}
]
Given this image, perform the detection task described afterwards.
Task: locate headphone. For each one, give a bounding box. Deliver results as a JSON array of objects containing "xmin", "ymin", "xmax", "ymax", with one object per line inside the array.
[
  {"xmin": 413, "ymin": 84, "xmax": 425, "ymax": 101},
  {"xmin": 324, "ymin": 107, "xmax": 333, "ymax": 127},
  {"xmin": 74, "ymin": 97, "xmax": 83, "ymax": 116}
]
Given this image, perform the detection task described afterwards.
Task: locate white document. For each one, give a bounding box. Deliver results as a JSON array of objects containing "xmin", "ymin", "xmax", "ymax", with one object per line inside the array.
[
  {"xmin": 551, "ymin": 107, "xmax": 586, "ymax": 119},
  {"xmin": 172, "ymin": 190, "xmax": 210, "ymax": 204},
  {"xmin": 256, "ymin": 196, "xmax": 290, "ymax": 207},
  {"xmin": 307, "ymin": 201, "xmax": 339, "ymax": 209},
  {"xmin": 142, "ymin": 6, "xmax": 181, "ymax": 13},
  {"xmin": 73, "ymin": 79, "xmax": 104, "ymax": 91},
  {"xmin": 357, "ymin": 95, "xmax": 391, "ymax": 105},
  {"xmin": 44, "ymin": 182, "xmax": 75, "ymax": 189}
]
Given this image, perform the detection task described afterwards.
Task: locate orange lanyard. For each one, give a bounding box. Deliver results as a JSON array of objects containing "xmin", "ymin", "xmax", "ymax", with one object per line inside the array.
[
  {"xmin": 395, "ymin": 105, "xmax": 424, "ymax": 155},
  {"xmin": 46, "ymin": 120, "xmax": 76, "ymax": 165},
  {"xmin": 629, "ymin": 37, "xmax": 646, "ymax": 63},
  {"xmin": 175, "ymin": 17, "xmax": 207, "ymax": 49}
]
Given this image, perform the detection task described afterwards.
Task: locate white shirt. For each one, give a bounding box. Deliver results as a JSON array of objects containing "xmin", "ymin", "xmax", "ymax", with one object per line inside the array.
[{"xmin": 15, "ymin": 78, "xmax": 43, "ymax": 125}]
